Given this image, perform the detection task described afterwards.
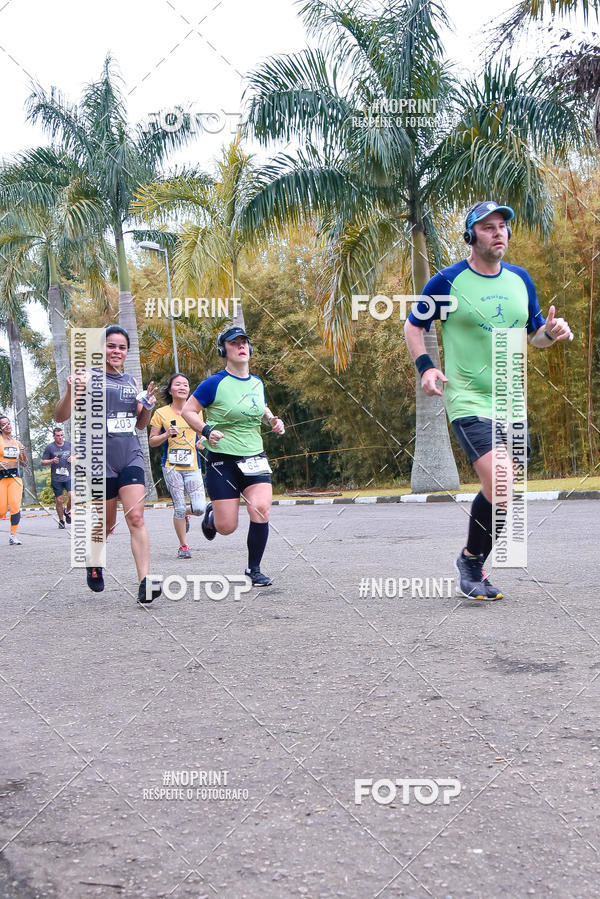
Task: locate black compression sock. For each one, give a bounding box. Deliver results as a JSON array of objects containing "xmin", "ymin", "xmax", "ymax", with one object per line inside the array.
[
  {"xmin": 247, "ymin": 521, "xmax": 269, "ymax": 570},
  {"xmin": 466, "ymin": 491, "xmax": 497, "ymax": 561}
]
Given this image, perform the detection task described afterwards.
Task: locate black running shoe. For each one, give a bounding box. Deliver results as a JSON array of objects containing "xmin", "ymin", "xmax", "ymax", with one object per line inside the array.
[
  {"xmin": 58, "ymin": 519, "xmax": 66, "ymax": 529},
  {"xmin": 454, "ymin": 551, "xmax": 487, "ymax": 601},
  {"xmin": 201, "ymin": 502, "xmax": 216, "ymax": 541},
  {"xmin": 481, "ymin": 571, "xmax": 503, "ymax": 600},
  {"xmin": 245, "ymin": 567, "xmax": 273, "ymax": 587},
  {"xmin": 137, "ymin": 576, "xmax": 162, "ymax": 604},
  {"xmin": 86, "ymin": 567, "xmax": 105, "ymax": 593},
  {"xmin": 64, "ymin": 511, "xmax": 71, "ymax": 524}
]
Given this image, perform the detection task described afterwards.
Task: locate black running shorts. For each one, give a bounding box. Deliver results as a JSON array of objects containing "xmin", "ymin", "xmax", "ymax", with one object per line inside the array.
[
  {"xmin": 451, "ymin": 416, "xmax": 531, "ymax": 464},
  {"xmin": 105, "ymin": 465, "xmax": 145, "ymax": 500},
  {"xmin": 204, "ymin": 451, "xmax": 271, "ymax": 500},
  {"xmin": 51, "ymin": 480, "xmax": 72, "ymax": 497}
]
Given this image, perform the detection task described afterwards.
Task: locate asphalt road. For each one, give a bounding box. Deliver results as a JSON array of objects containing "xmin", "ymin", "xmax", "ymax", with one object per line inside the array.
[{"xmin": 1, "ymin": 500, "xmax": 599, "ymax": 898}]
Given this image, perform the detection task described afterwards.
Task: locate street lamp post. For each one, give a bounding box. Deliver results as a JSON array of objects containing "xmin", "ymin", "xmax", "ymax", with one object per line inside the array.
[{"xmin": 138, "ymin": 241, "xmax": 179, "ymax": 372}]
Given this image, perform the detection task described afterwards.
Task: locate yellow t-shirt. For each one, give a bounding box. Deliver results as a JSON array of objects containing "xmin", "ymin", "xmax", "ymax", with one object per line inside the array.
[{"xmin": 150, "ymin": 405, "xmax": 200, "ymax": 471}]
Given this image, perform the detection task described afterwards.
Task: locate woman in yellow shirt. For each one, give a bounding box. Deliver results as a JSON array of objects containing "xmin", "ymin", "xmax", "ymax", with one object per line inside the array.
[
  {"xmin": 149, "ymin": 374, "xmax": 206, "ymax": 559},
  {"xmin": 0, "ymin": 414, "xmax": 27, "ymax": 545}
]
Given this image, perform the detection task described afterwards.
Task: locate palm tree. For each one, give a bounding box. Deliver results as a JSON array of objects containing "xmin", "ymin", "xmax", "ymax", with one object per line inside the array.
[
  {"xmin": 493, "ymin": 0, "xmax": 600, "ymax": 147},
  {"xmin": 133, "ymin": 136, "xmax": 264, "ymax": 330},
  {"xmin": 26, "ymin": 55, "xmax": 195, "ymax": 499},
  {"xmin": 139, "ymin": 313, "xmax": 227, "ymax": 383},
  {"xmin": 493, "ymin": 0, "xmax": 599, "ymax": 51},
  {"xmin": 242, "ymin": 0, "xmax": 587, "ymax": 491},
  {"xmin": 553, "ymin": 40, "xmax": 600, "ymax": 147},
  {"xmin": 0, "ymin": 290, "xmax": 38, "ymax": 502},
  {"xmin": 0, "ymin": 148, "xmax": 111, "ymax": 438}
]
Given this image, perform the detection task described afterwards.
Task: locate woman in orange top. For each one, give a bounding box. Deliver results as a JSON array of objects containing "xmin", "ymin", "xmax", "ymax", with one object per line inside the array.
[{"xmin": 0, "ymin": 414, "xmax": 27, "ymax": 545}]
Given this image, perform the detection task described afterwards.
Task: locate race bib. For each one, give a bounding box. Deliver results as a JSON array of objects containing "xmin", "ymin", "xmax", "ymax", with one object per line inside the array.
[
  {"xmin": 107, "ymin": 412, "xmax": 137, "ymax": 434},
  {"xmin": 3, "ymin": 446, "xmax": 18, "ymax": 459},
  {"xmin": 55, "ymin": 467, "xmax": 69, "ymax": 477},
  {"xmin": 236, "ymin": 454, "xmax": 272, "ymax": 476},
  {"xmin": 168, "ymin": 448, "xmax": 193, "ymax": 466}
]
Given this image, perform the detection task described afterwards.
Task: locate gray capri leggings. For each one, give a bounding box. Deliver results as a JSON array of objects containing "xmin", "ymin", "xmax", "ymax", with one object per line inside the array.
[{"xmin": 162, "ymin": 466, "xmax": 206, "ymax": 519}]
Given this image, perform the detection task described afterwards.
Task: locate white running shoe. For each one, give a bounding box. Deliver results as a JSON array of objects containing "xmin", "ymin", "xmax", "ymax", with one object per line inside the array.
[{"xmin": 9, "ymin": 534, "xmax": 22, "ymax": 545}]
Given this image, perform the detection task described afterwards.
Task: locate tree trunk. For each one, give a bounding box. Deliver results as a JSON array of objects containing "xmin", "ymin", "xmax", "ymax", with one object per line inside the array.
[
  {"xmin": 409, "ymin": 224, "xmax": 459, "ymax": 493},
  {"xmin": 115, "ymin": 226, "xmax": 157, "ymax": 501},
  {"xmin": 48, "ymin": 249, "xmax": 71, "ymax": 441},
  {"xmin": 7, "ymin": 318, "xmax": 37, "ymax": 504}
]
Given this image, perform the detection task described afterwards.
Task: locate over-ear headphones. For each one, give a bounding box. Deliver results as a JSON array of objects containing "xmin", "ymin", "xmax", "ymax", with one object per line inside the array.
[
  {"xmin": 464, "ymin": 202, "xmax": 512, "ymax": 245},
  {"xmin": 217, "ymin": 327, "xmax": 253, "ymax": 358},
  {"xmin": 463, "ymin": 223, "xmax": 512, "ymax": 245}
]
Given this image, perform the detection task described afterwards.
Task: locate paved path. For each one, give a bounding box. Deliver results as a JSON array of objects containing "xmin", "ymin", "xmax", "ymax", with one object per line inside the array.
[{"xmin": 1, "ymin": 500, "xmax": 599, "ymax": 898}]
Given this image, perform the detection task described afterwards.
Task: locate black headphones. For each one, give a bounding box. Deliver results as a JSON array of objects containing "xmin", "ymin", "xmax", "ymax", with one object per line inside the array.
[
  {"xmin": 463, "ymin": 205, "xmax": 512, "ymax": 245},
  {"xmin": 217, "ymin": 327, "xmax": 253, "ymax": 358}
]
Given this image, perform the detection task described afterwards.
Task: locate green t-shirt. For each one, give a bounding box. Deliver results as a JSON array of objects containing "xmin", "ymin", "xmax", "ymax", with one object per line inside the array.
[
  {"xmin": 193, "ymin": 370, "xmax": 265, "ymax": 456},
  {"xmin": 408, "ymin": 260, "xmax": 545, "ymax": 421}
]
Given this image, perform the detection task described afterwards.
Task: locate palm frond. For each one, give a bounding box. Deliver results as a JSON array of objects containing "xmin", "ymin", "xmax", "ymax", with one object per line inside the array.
[
  {"xmin": 173, "ymin": 222, "xmax": 232, "ymax": 297},
  {"xmin": 244, "ymin": 48, "xmax": 350, "ymax": 146},
  {"xmin": 317, "ymin": 209, "xmax": 403, "ymax": 369}
]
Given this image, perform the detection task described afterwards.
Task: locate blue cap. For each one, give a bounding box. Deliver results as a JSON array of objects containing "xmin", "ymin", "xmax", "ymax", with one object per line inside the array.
[
  {"xmin": 466, "ymin": 201, "xmax": 514, "ymax": 231},
  {"xmin": 219, "ymin": 326, "xmax": 250, "ymax": 343}
]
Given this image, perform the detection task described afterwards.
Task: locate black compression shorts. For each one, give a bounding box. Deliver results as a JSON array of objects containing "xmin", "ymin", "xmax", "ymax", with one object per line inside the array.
[
  {"xmin": 105, "ymin": 465, "xmax": 145, "ymax": 500},
  {"xmin": 204, "ymin": 451, "xmax": 271, "ymax": 500}
]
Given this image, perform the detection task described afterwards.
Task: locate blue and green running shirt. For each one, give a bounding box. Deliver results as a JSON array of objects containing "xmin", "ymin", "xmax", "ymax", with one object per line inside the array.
[
  {"xmin": 408, "ymin": 260, "xmax": 545, "ymax": 422},
  {"xmin": 193, "ymin": 370, "xmax": 265, "ymax": 456}
]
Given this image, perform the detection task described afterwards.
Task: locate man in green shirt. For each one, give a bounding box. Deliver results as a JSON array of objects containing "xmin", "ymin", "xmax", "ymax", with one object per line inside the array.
[{"xmin": 405, "ymin": 201, "xmax": 573, "ymax": 600}]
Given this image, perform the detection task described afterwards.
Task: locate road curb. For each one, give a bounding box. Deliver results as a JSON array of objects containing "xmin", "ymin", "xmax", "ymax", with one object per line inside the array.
[
  {"xmin": 22, "ymin": 488, "xmax": 599, "ymax": 516},
  {"xmin": 268, "ymin": 489, "xmax": 600, "ymax": 505}
]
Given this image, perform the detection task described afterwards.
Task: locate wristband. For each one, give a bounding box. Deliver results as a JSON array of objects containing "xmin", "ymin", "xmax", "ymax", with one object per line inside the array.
[
  {"xmin": 415, "ymin": 354, "xmax": 435, "ymax": 376},
  {"xmin": 201, "ymin": 424, "xmax": 214, "ymax": 439},
  {"xmin": 543, "ymin": 329, "xmax": 555, "ymax": 342}
]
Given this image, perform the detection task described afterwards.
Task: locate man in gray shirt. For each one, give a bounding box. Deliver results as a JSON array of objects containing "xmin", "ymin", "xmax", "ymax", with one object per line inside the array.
[{"xmin": 41, "ymin": 426, "xmax": 73, "ymax": 528}]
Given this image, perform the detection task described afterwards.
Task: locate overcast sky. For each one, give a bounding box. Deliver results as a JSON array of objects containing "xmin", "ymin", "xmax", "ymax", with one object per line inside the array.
[
  {"xmin": 0, "ymin": 0, "xmax": 592, "ymax": 397},
  {"xmin": 0, "ymin": 0, "xmax": 541, "ymax": 164}
]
